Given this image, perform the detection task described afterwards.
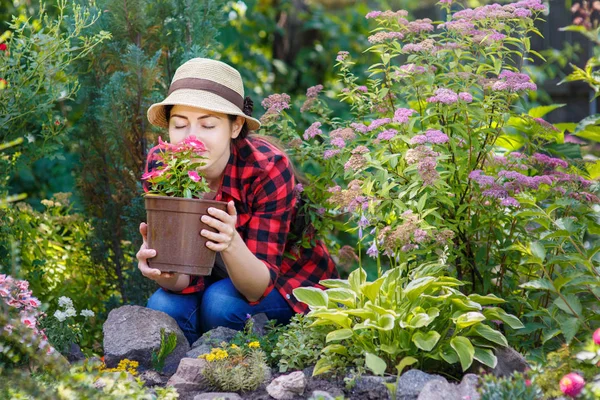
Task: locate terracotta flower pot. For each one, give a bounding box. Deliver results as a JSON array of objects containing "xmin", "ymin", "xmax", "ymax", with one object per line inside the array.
[{"xmin": 145, "ymin": 195, "xmax": 228, "ymax": 275}]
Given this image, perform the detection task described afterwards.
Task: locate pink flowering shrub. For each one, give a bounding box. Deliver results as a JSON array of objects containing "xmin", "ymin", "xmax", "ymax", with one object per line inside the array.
[
  {"xmin": 142, "ymin": 135, "xmax": 211, "ymax": 198},
  {"xmin": 0, "ymin": 274, "xmax": 54, "ymax": 364},
  {"xmin": 258, "ymin": 0, "xmax": 599, "ymax": 352}
]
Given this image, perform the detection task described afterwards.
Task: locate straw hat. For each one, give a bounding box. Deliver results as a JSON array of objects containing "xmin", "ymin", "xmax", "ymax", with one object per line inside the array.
[{"xmin": 147, "ymin": 58, "xmax": 261, "ymax": 131}]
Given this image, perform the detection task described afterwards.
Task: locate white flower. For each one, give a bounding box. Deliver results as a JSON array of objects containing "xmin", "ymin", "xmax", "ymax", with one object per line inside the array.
[
  {"xmin": 54, "ymin": 310, "xmax": 66, "ymax": 322},
  {"xmin": 64, "ymin": 307, "xmax": 77, "ymax": 318},
  {"xmin": 58, "ymin": 296, "xmax": 73, "ymax": 309},
  {"xmin": 80, "ymin": 309, "xmax": 95, "ymax": 318}
]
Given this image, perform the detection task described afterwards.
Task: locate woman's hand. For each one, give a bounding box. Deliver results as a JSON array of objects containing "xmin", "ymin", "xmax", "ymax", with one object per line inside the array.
[
  {"xmin": 137, "ymin": 222, "xmax": 174, "ymax": 280},
  {"xmin": 200, "ymin": 200, "xmax": 238, "ymax": 252}
]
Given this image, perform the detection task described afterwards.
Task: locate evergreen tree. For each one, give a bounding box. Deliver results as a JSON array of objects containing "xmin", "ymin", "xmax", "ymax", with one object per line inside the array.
[{"xmin": 72, "ymin": 0, "xmax": 226, "ymax": 303}]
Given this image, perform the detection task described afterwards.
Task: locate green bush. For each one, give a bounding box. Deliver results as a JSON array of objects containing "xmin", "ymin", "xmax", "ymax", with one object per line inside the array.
[{"xmin": 479, "ymin": 372, "xmax": 543, "ymax": 400}]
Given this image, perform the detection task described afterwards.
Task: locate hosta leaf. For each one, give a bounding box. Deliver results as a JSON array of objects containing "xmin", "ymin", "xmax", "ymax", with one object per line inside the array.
[
  {"xmin": 319, "ymin": 279, "xmax": 351, "ymax": 290},
  {"xmin": 455, "ymin": 312, "xmax": 486, "ymax": 329},
  {"xmin": 482, "ymin": 307, "xmax": 524, "ymax": 329},
  {"xmin": 365, "ymin": 352, "xmax": 387, "ymax": 376},
  {"xmin": 378, "ymin": 314, "xmax": 396, "ymax": 331},
  {"xmin": 293, "ymin": 287, "xmax": 328, "ymax": 308},
  {"xmin": 468, "ymin": 324, "xmax": 508, "ymax": 347},
  {"xmin": 309, "ymin": 310, "xmax": 351, "ymax": 328},
  {"xmin": 349, "ymin": 267, "xmax": 366, "ymax": 294},
  {"xmin": 473, "ymin": 347, "xmax": 497, "ymax": 369},
  {"xmin": 322, "ymin": 344, "xmax": 348, "ymax": 356},
  {"xmin": 345, "ymin": 309, "xmax": 376, "ymax": 320},
  {"xmin": 396, "ymin": 356, "xmax": 418, "ymax": 374},
  {"xmin": 326, "ymin": 328, "xmax": 353, "ymax": 343},
  {"xmin": 326, "ymin": 288, "xmax": 357, "ymax": 307},
  {"xmin": 363, "ymin": 276, "xmax": 386, "ymax": 303},
  {"xmin": 404, "ymin": 277, "xmax": 436, "ymax": 301},
  {"xmin": 380, "ymin": 344, "xmax": 398, "ymax": 355},
  {"xmin": 412, "ymin": 331, "xmax": 441, "ymax": 351},
  {"xmin": 450, "ymin": 336, "xmax": 475, "ymax": 371}
]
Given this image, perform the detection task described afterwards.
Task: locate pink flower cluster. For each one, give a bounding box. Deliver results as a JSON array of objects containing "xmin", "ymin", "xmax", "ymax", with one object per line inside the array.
[
  {"xmin": 377, "ymin": 129, "xmax": 399, "ymax": 141},
  {"xmin": 491, "ymin": 70, "xmax": 537, "ymax": 92},
  {"xmin": 303, "ymin": 121, "xmax": 323, "ymax": 140},
  {"xmin": 367, "ymin": 118, "xmax": 392, "ymax": 132},
  {"xmin": 451, "ymin": 0, "xmax": 545, "ymax": 22},
  {"xmin": 407, "ymin": 19, "xmax": 435, "ymax": 33},
  {"xmin": 365, "ymin": 10, "xmax": 409, "ymax": 19},
  {"xmin": 393, "ymin": 108, "xmax": 417, "ymax": 123},
  {"xmin": 402, "ymin": 39, "xmax": 436, "ymax": 53},
  {"xmin": 336, "ymin": 51, "xmax": 349, "ymax": 62},
  {"xmin": 532, "ymin": 153, "xmax": 569, "ymax": 169},
  {"xmin": 395, "ymin": 64, "xmax": 427, "ymax": 78},
  {"xmin": 405, "ymin": 146, "xmax": 440, "ymax": 185},
  {"xmin": 427, "ymin": 88, "xmax": 473, "ymax": 105},
  {"xmin": 368, "ymin": 31, "xmax": 404, "ymax": 44},
  {"xmin": 142, "ymin": 135, "xmax": 207, "ymax": 181},
  {"xmin": 0, "ymin": 274, "xmax": 53, "ymax": 354},
  {"xmin": 301, "ymin": 84, "xmax": 324, "ymax": 112},
  {"xmin": 410, "ymin": 129, "xmax": 449, "ymax": 145},
  {"xmin": 261, "ymin": 93, "xmax": 291, "ymax": 123}
]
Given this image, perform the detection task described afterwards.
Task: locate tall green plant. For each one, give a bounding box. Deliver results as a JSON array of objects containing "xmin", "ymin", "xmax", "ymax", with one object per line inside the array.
[{"xmin": 72, "ymin": 0, "xmax": 227, "ymax": 302}]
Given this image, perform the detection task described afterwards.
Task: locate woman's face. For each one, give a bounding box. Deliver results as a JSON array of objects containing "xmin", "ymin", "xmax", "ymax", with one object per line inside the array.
[{"xmin": 168, "ymin": 105, "xmax": 243, "ymax": 181}]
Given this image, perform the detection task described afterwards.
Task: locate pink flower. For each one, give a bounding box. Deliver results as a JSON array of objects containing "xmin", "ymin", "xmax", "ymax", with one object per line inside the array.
[
  {"xmin": 323, "ymin": 149, "xmax": 341, "ymax": 159},
  {"xmin": 142, "ymin": 170, "xmax": 162, "ymax": 180},
  {"xmin": 393, "ymin": 108, "xmax": 417, "ymax": 123},
  {"xmin": 593, "ymin": 328, "xmax": 600, "ymax": 345},
  {"xmin": 560, "ymin": 373, "xmax": 585, "ymax": 397},
  {"xmin": 188, "ymin": 171, "xmax": 201, "ymax": 182},
  {"xmin": 182, "ymin": 135, "xmax": 207, "ymax": 153},
  {"xmin": 21, "ymin": 316, "xmax": 36, "ymax": 328}
]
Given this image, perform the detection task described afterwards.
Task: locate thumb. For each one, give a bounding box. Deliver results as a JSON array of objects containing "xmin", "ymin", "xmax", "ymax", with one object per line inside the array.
[{"xmin": 227, "ymin": 200, "xmax": 237, "ymax": 216}]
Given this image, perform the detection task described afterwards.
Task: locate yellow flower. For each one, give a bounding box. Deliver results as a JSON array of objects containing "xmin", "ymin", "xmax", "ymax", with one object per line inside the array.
[
  {"xmin": 206, "ymin": 354, "xmax": 216, "ymax": 362},
  {"xmin": 248, "ymin": 341, "xmax": 260, "ymax": 349},
  {"xmin": 230, "ymin": 344, "xmax": 239, "ymax": 349}
]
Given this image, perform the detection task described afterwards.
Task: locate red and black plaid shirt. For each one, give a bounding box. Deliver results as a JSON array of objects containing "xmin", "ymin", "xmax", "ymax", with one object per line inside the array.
[{"xmin": 144, "ymin": 136, "xmax": 338, "ymax": 313}]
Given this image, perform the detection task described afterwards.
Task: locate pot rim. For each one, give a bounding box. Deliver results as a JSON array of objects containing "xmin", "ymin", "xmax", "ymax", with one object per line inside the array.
[{"xmin": 144, "ymin": 194, "xmax": 228, "ymax": 206}]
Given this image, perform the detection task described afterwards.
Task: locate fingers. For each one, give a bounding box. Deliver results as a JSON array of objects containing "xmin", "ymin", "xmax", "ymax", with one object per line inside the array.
[
  {"xmin": 226, "ymin": 201, "xmax": 237, "ymax": 216},
  {"xmin": 201, "ymin": 215, "xmax": 234, "ymax": 236},
  {"xmin": 140, "ymin": 222, "xmax": 148, "ymax": 244},
  {"xmin": 207, "ymin": 206, "xmax": 236, "ymax": 223}
]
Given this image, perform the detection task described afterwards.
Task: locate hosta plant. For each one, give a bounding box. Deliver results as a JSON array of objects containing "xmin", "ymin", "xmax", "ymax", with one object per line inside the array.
[{"xmin": 293, "ymin": 263, "xmax": 523, "ymax": 376}]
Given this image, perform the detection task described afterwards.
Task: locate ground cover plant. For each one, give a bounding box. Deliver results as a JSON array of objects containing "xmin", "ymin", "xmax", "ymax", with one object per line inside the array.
[{"xmin": 258, "ymin": 0, "xmax": 600, "ymax": 365}]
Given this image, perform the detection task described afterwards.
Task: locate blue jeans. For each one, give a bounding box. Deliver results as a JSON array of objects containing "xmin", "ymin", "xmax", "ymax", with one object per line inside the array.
[{"xmin": 147, "ymin": 278, "xmax": 295, "ymax": 345}]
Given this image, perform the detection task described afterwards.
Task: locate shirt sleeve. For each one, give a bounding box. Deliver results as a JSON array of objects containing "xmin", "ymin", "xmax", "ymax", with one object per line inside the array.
[{"xmin": 245, "ymin": 154, "xmax": 296, "ymax": 303}]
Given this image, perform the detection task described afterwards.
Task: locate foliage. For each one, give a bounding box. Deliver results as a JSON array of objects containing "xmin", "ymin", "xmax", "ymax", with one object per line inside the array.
[
  {"xmin": 199, "ymin": 342, "xmax": 269, "ymax": 392},
  {"xmin": 479, "ymin": 372, "xmax": 543, "ymax": 400},
  {"xmin": 229, "ymin": 315, "xmax": 283, "ymax": 367},
  {"xmin": 272, "ymin": 313, "xmax": 328, "ymax": 372},
  {"xmin": 293, "ymin": 262, "xmax": 522, "ymax": 377},
  {"xmin": 37, "ymin": 295, "xmax": 96, "ymax": 356},
  {"xmin": 151, "ymin": 328, "xmax": 177, "ymax": 372},
  {"xmin": 0, "ymin": 0, "xmax": 109, "ymax": 162},
  {"xmin": 2, "ymin": 193, "xmax": 108, "ymax": 353},
  {"xmin": 259, "ymin": 0, "xmax": 599, "ymax": 355},
  {"xmin": 143, "ymin": 136, "xmax": 211, "ymax": 198}
]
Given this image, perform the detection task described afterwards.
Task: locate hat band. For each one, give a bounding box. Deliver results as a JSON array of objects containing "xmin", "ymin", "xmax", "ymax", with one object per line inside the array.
[{"xmin": 167, "ymin": 78, "xmax": 244, "ymax": 109}]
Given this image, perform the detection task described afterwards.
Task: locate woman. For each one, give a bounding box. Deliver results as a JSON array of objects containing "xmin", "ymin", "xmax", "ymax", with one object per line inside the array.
[{"xmin": 137, "ymin": 58, "xmax": 338, "ymax": 345}]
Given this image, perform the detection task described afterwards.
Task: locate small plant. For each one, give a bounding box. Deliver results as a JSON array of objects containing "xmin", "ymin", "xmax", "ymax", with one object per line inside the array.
[
  {"xmin": 230, "ymin": 315, "xmax": 283, "ymax": 366},
  {"xmin": 199, "ymin": 341, "xmax": 269, "ymax": 392},
  {"xmin": 272, "ymin": 313, "xmax": 328, "ymax": 372},
  {"xmin": 151, "ymin": 328, "xmax": 178, "ymax": 372},
  {"xmin": 143, "ymin": 135, "xmax": 211, "ymax": 198},
  {"xmin": 479, "ymin": 372, "xmax": 543, "ymax": 400},
  {"xmin": 37, "ymin": 296, "xmax": 95, "ymax": 355}
]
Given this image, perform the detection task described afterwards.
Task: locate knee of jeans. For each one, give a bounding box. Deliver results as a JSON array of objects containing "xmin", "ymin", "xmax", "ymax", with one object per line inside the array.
[
  {"xmin": 147, "ymin": 289, "xmax": 193, "ymax": 325},
  {"xmin": 200, "ymin": 282, "xmax": 246, "ymax": 331}
]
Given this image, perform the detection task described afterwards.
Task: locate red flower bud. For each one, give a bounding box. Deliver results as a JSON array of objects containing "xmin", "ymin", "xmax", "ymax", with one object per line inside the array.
[
  {"xmin": 560, "ymin": 373, "xmax": 585, "ymax": 397},
  {"xmin": 0, "ymin": 43, "xmax": 6, "ymax": 51},
  {"xmin": 593, "ymin": 328, "xmax": 600, "ymax": 345}
]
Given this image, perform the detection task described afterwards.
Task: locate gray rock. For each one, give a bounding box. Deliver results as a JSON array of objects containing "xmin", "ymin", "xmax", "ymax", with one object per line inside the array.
[
  {"xmin": 349, "ymin": 376, "xmax": 392, "ymax": 400},
  {"xmin": 139, "ymin": 370, "xmax": 168, "ymax": 387},
  {"xmin": 416, "ymin": 374, "xmax": 481, "ymax": 400},
  {"xmin": 187, "ymin": 326, "xmax": 238, "ymax": 358},
  {"xmin": 492, "ymin": 347, "xmax": 529, "ymax": 377},
  {"xmin": 266, "ymin": 371, "xmax": 308, "ymax": 400},
  {"xmin": 396, "ymin": 369, "xmax": 448, "ymax": 400},
  {"xmin": 309, "ymin": 390, "xmax": 336, "ymax": 400},
  {"xmin": 193, "ymin": 393, "xmax": 242, "ymax": 400},
  {"xmin": 66, "ymin": 342, "xmax": 86, "ymax": 363},
  {"xmin": 166, "ymin": 357, "xmax": 208, "ymax": 393},
  {"xmin": 250, "ymin": 313, "xmax": 270, "ymax": 337},
  {"xmin": 103, "ymin": 306, "xmax": 189, "ymax": 375}
]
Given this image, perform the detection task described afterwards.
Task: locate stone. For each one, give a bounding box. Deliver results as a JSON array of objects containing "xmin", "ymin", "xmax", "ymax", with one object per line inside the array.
[
  {"xmin": 349, "ymin": 375, "xmax": 392, "ymax": 400},
  {"xmin": 103, "ymin": 305, "xmax": 189, "ymax": 375},
  {"xmin": 309, "ymin": 390, "xmax": 336, "ymax": 400},
  {"xmin": 166, "ymin": 357, "xmax": 208, "ymax": 392},
  {"xmin": 416, "ymin": 374, "xmax": 481, "ymax": 400},
  {"xmin": 187, "ymin": 326, "xmax": 238, "ymax": 358},
  {"xmin": 492, "ymin": 347, "xmax": 529, "ymax": 377},
  {"xmin": 193, "ymin": 393, "xmax": 242, "ymax": 400},
  {"xmin": 139, "ymin": 370, "xmax": 168, "ymax": 387},
  {"xmin": 250, "ymin": 313, "xmax": 270, "ymax": 337},
  {"xmin": 266, "ymin": 371, "xmax": 308, "ymax": 400},
  {"xmin": 396, "ymin": 369, "xmax": 447, "ymax": 400},
  {"xmin": 66, "ymin": 342, "xmax": 86, "ymax": 363}
]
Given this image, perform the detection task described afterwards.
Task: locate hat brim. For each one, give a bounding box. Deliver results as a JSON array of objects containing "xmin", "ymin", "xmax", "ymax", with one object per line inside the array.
[{"xmin": 147, "ymin": 89, "xmax": 261, "ymax": 131}]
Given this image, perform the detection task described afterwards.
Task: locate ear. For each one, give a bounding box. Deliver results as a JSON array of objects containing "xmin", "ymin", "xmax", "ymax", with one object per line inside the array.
[{"xmin": 231, "ymin": 115, "xmax": 244, "ymax": 139}]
